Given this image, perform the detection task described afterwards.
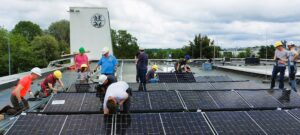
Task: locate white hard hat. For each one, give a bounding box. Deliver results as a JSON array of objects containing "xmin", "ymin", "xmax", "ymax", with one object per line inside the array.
[
  {"xmin": 31, "ymin": 67, "xmax": 42, "ymax": 76},
  {"xmin": 102, "ymin": 47, "xmax": 110, "ymax": 54},
  {"xmin": 287, "ymin": 41, "xmax": 295, "ymax": 46},
  {"xmin": 139, "ymin": 47, "xmax": 145, "ymax": 50},
  {"xmin": 98, "ymin": 75, "xmax": 108, "ymax": 85}
]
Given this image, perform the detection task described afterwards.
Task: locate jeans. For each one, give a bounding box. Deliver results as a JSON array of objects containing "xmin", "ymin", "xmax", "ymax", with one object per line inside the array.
[
  {"xmin": 10, "ymin": 95, "xmax": 29, "ymax": 111},
  {"xmin": 289, "ymin": 63, "xmax": 297, "ymax": 91},
  {"xmin": 136, "ymin": 64, "xmax": 139, "ymax": 83},
  {"xmin": 271, "ymin": 66, "xmax": 286, "ymax": 89},
  {"xmin": 138, "ymin": 69, "xmax": 147, "ymax": 91}
]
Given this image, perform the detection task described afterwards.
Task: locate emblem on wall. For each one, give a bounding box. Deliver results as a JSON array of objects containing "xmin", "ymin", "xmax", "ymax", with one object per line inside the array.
[{"xmin": 91, "ymin": 13, "xmax": 105, "ymax": 28}]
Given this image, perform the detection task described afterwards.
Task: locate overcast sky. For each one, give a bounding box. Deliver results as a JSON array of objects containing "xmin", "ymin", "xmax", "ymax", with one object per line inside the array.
[{"xmin": 1, "ymin": 0, "xmax": 300, "ymax": 48}]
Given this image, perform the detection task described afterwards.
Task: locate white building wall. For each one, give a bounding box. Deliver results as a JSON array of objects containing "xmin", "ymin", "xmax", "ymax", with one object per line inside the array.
[{"xmin": 70, "ymin": 7, "xmax": 113, "ymax": 61}]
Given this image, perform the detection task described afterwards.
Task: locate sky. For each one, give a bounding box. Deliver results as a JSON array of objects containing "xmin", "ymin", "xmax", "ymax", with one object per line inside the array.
[{"xmin": 1, "ymin": 0, "xmax": 300, "ymax": 49}]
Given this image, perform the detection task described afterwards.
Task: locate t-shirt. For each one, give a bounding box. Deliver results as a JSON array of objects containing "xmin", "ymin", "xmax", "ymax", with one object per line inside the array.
[
  {"xmin": 12, "ymin": 75, "xmax": 32, "ymax": 97},
  {"xmin": 137, "ymin": 52, "xmax": 148, "ymax": 70},
  {"xmin": 41, "ymin": 74, "xmax": 57, "ymax": 96},
  {"xmin": 288, "ymin": 50, "xmax": 298, "ymax": 65},
  {"xmin": 75, "ymin": 54, "xmax": 89, "ymax": 69},
  {"xmin": 275, "ymin": 50, "xmax": 288, "ymax": 67},
  {"xmin": 103, "ymin": 81, "xmax": 129, "ymax": 110},
  {"xmin": 98, "ymin": 54, "xmax": 118, "ymax": 74}
]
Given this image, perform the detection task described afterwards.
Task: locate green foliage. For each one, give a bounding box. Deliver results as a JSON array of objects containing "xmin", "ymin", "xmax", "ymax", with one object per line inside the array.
[
  {"xmin": 258, "ymin": 45, "xmax": 275, "ymax": 59},
  {"xmin": 11, "ymin": 21, "xmax": 42, "ymax": 42},
  {"xmin": 111, "ymin": 29, "xmax": 139, "ymax": 59},
  {"xmin": 48, "ymin": 20, "xmax": 70, "ymax": 54},
  {"xmin": 223, "ymin": 52, "xmax": 233, "ymax": 58},
  {"xmin": 30, "ymin": 35, "xmax": 60, "ymax": 67},
  {"xmin": 237, "ymin": 52, "xmax": 246, "ymax": 58},
  {"xmin": 245, "ymin": 47, "xmax": 252, "ymax": 57}
]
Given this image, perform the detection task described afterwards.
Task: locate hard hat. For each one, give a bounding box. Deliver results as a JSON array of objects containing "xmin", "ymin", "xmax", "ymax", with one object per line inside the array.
[
  {"xmin": 31, "ymin": 67, "xmax": 42, "ymax": 76},
  {"xmin": 139, "ymin": 47, "xmax": 145, "ymax": 50},
  {"xmin": 185, "ymin": 55, "xmax": 191, "ymax": 60},
  {"xmin": 81, "ymin": 64, "xmax": 88, "ymax": 68},
  {"xmin": 102, "ymin": 47, "xmax": 109, "ymax": 54},
  {"xmin": 287, "ymin": 41, "xmax": 295, "ymax": 46},
  {"xmin": 98, "ymin": 75, "xmax": 108, "ymax": 85},
  {"xmin": 274, "ymin": 41, "xmax": 283, "ymax": 48},
  {"xmin": 53, "ymin": 70, "xmax": 62, "ymax": 79},
  {"xmin": 79, "ymin": 47, "xmax": 85, "ymax": 53},
  {"xmin": 152, "ymin": 65, "xmax": 158, "ymax": 70}
]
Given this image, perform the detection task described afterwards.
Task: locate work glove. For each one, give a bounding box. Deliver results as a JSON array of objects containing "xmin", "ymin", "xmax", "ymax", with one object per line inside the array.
[
  {"xmin": 18, "ymin": 101, "xmax": 24, "ymax": 109},
  {"xmin": 94, "ymin": 70, "xmax": 97, "ymax": 73}
]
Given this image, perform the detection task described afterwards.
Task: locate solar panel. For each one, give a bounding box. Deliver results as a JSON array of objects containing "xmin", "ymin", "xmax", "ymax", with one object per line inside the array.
[
  {"xmin": 237, "ymin": 90, "xmax": 282, "ymax": 109},
  {"xmin": 128, "ymin": 83, "xmax": 142, "ymax": 91},
  {"xmin": 157, "ymin": 73, "xmax": 178, "ymax": 83},
  {"xmin": 60, "ymin": 114, "xmax": 113, "ymax": 135},
  {"xmin": 176, "ymin": 73, "xmax": 196, "ymax": 83},
  {"xmin": 208, "ymin": 91, "xmax": 251, "ymax": 110},
  {"xmin": 160, "ymin": 112, "xmax": 214, "ymax": 135},
  {"xmin": 67, "ymin": 83, "xmax": 96, "ymax": 92},
  {"xmin": 268, "ymin": 90, "xmax": 300, "ymax": 108},
  {"xmin": 165, "ymin": 83, "xmax": 190, "ymax": 90},
  {"xmin": 43, "ymin": 93, "xmax": 101, "ymax": 114},
  {"xmin": 130, "ymin": 92, "xmax": 151, "ymax": 112},
  {"xmin": 288, "ymin": 109, "xmax": 300, "ymax": 120},
  {"xmin": 115, "ymin": 113, "xmax": 164, "ymax": 135},
  {"xmin": 6, "ymin": 115, "xmax": 67, "ymax": 135},
  {"xmin": 247, "ymin": 110, "xmax": 300, "ymax": 134},
  {"xmin": 207, "ymin": 76, "xmax": 233, "ymax": 82},
  {"xmin": 205, "ymin": 111, "xmax": 266, "ymax": 135},
  {"xmin": 186, "ymin": 83, "xmax": 215, "ymax": 90},
  {"xmin": 195, "ymin": 76, "xmax": 210, "ymax": 83},
  {"xmin": 145, "ymin": 83, "xmax": 167, "ymax": 90},
  {"xmin": 149, "ymin": 91, "xmax": 184, "ymax": 111},
  {"xmin": 179, "ymin": 91, "xmax": 218, "ymax": 111},
  {"xmin": 211, "ymin": 82, "xmax": 267, "ymax": 90}
]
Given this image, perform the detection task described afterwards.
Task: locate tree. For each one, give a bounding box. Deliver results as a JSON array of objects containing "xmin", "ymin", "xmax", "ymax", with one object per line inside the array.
[
  {"xmin": 0, "ymin": 27, "xmax": 9, "ymax": 76},
  {"xmin": 30, "ymin": 35, "xmax": 60, "ymax": 67},
  {"xmin": 245, "ymin": 47, "xmax": 252, "ymax": 57},
  {"xmin": 48, "ymin": 20, "xmax": 70, "ymax": 54},
  {"xmin": 237, "ymin": 52, "xmax": 246, "ymax": 58},
  {"xmin": 258, "ymin": 45, "xmax": 275, "ymax": 59},
  {"xmin": 12, "ymin": 21, "xmax": 42, "ymax": 42}
]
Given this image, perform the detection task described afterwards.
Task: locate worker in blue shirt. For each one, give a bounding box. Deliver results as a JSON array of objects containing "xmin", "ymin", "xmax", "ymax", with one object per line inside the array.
[{"xmin": 94, "ymin": 47, "xmax": 118, "ymax": 76}]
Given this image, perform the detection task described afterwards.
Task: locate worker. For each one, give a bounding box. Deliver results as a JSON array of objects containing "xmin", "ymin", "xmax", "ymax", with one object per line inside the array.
[
  {"xmin": 175, "ymin": 55, "xmax": 191, "ymax": 73},
  {"xmin": 74, "ymin": 47, "xmax": 89, "ymax": 72},
  {"xmin": 287, "ymin": 42, "xmax": 299, "ymax": 92},
  {"xmin": 94, "ymin": 47, "xmax": 118, "ymax": 76},
  {"xmin": 137, "ymin": 47, "xmax": 148, "ymax": 91},
  {"xmin": 34, "ymin": 70, "xmax": 64, "ymax": 98},
  {"xmin": 103, "ymin": 81, "xmax": 132, "ymax": 115},
  {"xmin": 270, "ymin": 41, "xmax": 289, "ymax": 91},
  {"xmin": 96, "ymin": 75, "xmax": 117, "ymax": 101},
  {"xmin": 146, "ymin": 65, "xmax": 159, "ymax": 83},
  {"xmin": 11, "ymin": 67, "xmax": 42, "ymax": 111},
  {"xmin": 0, "ymin": 105, "xmax": 18, "ymax": 118},
  {"xmin": 135, "ymin": 50, "xmax": 140, "ymax": 83},
  {"xmin": 78, "ymin": 64, "xmax": 90, "ymax": 83}
]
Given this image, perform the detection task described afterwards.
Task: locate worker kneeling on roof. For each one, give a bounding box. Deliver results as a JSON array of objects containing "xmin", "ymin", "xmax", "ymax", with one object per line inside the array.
[
  {"xmin": 11, "ymin": 67, "xmax": 42, "ymax": 111},
  {"xmin": 146, "ymin": 65, "xmax": 159, "ymax": 83},
  {"xmin": 34, "ymin": 70, "xmax": 64, "ymax": 98},
  {"xmin": 175, "ymin": 55, "xmax": 191, "ymax": 73},
  {"xmin": 96, "ymin": 74, "xmax": 117, "ymax": 101},
  {"xmin": 103, "ymin": 81, "xmax": 132, "ymax": 115}
]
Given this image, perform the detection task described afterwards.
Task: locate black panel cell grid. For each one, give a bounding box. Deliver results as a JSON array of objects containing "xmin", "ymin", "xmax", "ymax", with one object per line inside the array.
[
  {"xmin": 115, "ymin": 113, "xmax": 164, "ymax": 135},
  {"xmin": 186, "ymin": 83, "xmax": 215, "ymax": 90},
  {"xmin": 145, "ymin": 83, "xmax": 167, "ymax": 90},
  {"xmin": 205, "ymin": 111, "xmax": 266, "ymax": 135},
  {"xmin": 180, "ymin": 91, "xmax": 219, "ymax": 111},
  {"xmin": 208, "ymin": 91, "xmax": 251, "ymax": 110},
  {"xmin": 43, "ymin": 93, "xmax": 84, "ymax": 113},
  {"xmin": 68, "ymin": 83, "xmax": 96, "ymax": 93},
  {"xmin": 128, "ymin": 83, "xmax": 142, "ymax": 91},
  {"xmin": 195, "ymin": 76, "xmax": 210, "ymax": 83},
  {"xmin": 157, "ymin": 73, "xmax": 178, "ymax": 83},
  {"xmin": 288, "ymin": 109, "xmax": 300, "ymax": 121},
  {"xmin": 6, "ymin": 115, "xmax": 67, "ymax": 135},
  {"xmin": 247, "ymin": 110, "xmax": 300, "ymax": 134},
  {"xmin": 176, "ymin": 73, "xmax": 196, "ymax": 83},
  {"xmin": 268, "ymin": 90, "xmax": 300, "ymax": 108},
  {"xmin": 61, "ymin": 114, "xmax": 113, "ymax": 135},
  {"xmin": 130, "ymin": 92, "xmax": 151, "ymax": 112},
  {"xmin": 165, "ymin": 83, "xmax": 190, "ymax": 90},
  {"xmin": 207, "ymin": 76, "xmax": 233, "ymax": 82},
  {"xmin": 80, "ymin": 93, "xmax": 102, "ymax": 112},
  {"xmin": 149, "ymin": 91, "xmax": 184, "ymax": 111},
  {"xmin": 237, "ymin": 90, "xmax": 282, "ymax": 109},
  {"xmin": 160, "ymin": 112, "xmax": 214, "ymax": 135}
]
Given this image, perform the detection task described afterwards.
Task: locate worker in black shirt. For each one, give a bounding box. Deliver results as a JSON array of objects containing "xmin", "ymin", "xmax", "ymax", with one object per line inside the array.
[
  {"xmin": 96, "ymin": 75, "xmax": 117, "ymax": 101},
  {"xmin": 135, "ymin": 51, "xmax": 140, "ymax": 83},
  {"xmin": 137, "ymin": 47, "xmax": 148, "ymax": 91},
  {"xmin": 174, "ymin": 55, "xmax": 191, "ymax": 73}
]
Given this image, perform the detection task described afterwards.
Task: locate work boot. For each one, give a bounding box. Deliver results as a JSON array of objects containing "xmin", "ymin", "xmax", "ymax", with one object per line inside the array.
[
  {"xmin": 278, "ymin": 89, "xmax": 291, "ymax": 102},
  {"xmin": 138, "ymin": 83, "xmax": 143, "ymax": 91}
]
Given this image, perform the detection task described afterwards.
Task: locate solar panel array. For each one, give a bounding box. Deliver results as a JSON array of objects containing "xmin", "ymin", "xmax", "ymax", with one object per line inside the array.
[
  {"xmin": 43, "ymin": 93, "xmax": 101, "ymax": 114},
  {"xmin": 211, "ymin": 81, "xmax": 267, "ymax": 90},
  {"xmin": 67, "ymin": 83, "xmax": 96, "ymax": 93},
  {"xmin": 195, "ymin": 75, "xmax": 236, "ymax": 83},
  {"xmin": 157, "ymin": 73, "xmax": 196, "ymax": 83},
  {"xmin": 268, "ymin": 90, "xmax": 300, "ymax": 108}
]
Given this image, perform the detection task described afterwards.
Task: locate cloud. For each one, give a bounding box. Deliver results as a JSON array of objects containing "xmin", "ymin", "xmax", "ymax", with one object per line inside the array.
[{"xmin": 1, "ymin": 0, "xmax": 300, "ymax": 48}]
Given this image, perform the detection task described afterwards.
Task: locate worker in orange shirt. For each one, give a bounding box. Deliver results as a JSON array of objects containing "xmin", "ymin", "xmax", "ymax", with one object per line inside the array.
[{"xmin": 10, "ymin": 67, "xmax": 42, "ymax": 111}]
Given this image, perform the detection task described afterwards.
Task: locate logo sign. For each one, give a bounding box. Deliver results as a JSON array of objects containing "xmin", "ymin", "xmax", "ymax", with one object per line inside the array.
[{"xmin": 91, "ymin": 13, "xmax": 105, "ymax": 28}]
